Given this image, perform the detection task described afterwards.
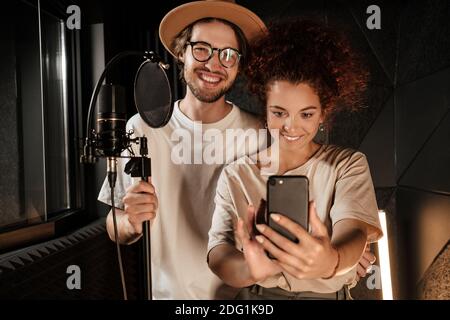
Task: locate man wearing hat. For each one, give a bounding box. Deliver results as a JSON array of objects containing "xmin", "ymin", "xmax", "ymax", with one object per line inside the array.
[
  {"xmin": 99, "ymin": 0, "xmax": 376, "ymax": 300},
  {"xmin": 99, "ymin": 0, "xmax": 267, "ymax": 299}
]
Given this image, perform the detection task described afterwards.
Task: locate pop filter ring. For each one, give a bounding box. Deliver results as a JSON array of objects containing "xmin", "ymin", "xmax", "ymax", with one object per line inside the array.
[{"xmin": 134, "ymin": 58, "xmax": 173, "ymax": 128}]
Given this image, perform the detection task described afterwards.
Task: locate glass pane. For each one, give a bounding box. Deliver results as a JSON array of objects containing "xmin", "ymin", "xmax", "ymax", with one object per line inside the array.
[
  {"xmin": 40, "ymin": 10, "xmax": 71, "ymax": 215},
  {"xmin": 1, "ymin": 0, "xmax": 73, "ymax": 231},
  {"xmin": 15, "ymin": 0, "xmax": 47, "ymax": 227}
]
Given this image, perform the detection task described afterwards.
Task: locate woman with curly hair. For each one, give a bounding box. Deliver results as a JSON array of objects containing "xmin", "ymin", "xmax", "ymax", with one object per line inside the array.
[{"xmin": 207, "ymin": 19, "xmax": 383, "ymax": 300}]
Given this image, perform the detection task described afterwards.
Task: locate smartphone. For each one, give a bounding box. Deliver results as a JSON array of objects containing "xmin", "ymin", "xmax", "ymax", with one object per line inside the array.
[{"xmin": 266, "ymin": 175, "xmax": 309, "ymax": 243}]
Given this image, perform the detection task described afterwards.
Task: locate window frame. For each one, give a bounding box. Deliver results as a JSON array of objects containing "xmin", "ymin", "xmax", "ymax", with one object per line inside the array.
[{"xmin": 0, "ymin": 0, "xmax": 86, "ymax": 251}]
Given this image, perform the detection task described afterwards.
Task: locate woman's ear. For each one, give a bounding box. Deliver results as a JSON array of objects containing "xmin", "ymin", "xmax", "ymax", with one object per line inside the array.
[{"xmin": 319, "ymin": 107, "xmax": 328, "ymax": 123}]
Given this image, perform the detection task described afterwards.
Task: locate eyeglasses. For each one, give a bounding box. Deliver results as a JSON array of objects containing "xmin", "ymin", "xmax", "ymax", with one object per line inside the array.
[{"xmin": 186, "ymin": 41, "xmax": 242, "ymax": 68}]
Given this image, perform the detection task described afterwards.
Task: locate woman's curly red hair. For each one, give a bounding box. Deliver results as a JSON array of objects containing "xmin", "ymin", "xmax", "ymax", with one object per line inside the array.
[{"xmin": 245, "ymin": 19, "xmax": 369, "ymax": 126}]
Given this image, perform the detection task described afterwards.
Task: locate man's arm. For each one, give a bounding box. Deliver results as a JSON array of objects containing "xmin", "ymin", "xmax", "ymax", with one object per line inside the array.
[
  {"xmin": 106, "ymin": 208, "xmax": 142, "ymax": 245},
  {"xmin": 208, "ymin": 244, "xmax": 255, "ymax": 288}
]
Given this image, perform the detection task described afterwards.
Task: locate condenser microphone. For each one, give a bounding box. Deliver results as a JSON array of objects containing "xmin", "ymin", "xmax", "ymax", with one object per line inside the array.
[
  {"xmin": 96, "ymin": 84, "xmax": 129, "ymax": 188},
  {"xmin": 96, "ymin": 84, "xmax": 128, "ymax": 157}
]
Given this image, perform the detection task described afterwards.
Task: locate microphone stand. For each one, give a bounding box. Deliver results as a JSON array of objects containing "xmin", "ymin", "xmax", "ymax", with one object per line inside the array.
[
  {"xmin": 138, "ymin": 137, "xmax": 152, "ymax": 300},
  {"xmin": 123, "ymin": 137, "xmax": 152, "ymax": 300},
  {"xmin": 81, "ymin": 51, "xmax": 168, "ymax": 300}
]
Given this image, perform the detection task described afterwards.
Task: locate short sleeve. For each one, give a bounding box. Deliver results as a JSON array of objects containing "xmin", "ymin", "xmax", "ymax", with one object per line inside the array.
[
  {"xmin": 329, "ymin": 152, "xmax": 383, "ymax": 242},
  {"xmin": 207, "ymin": 168, "xmax": 238, "ymax": 254}
]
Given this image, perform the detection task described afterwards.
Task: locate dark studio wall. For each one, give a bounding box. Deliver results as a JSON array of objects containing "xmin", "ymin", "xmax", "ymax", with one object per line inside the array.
[
  {"xmin": 0, "ymin": 2, "xmax": 26, "ymax": 230},
  {"xmin": 0, "ymin": 0, "xmax": 449, "ymax": 300}
]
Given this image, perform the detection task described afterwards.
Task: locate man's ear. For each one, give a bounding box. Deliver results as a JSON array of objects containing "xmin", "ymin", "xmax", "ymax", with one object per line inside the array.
[{"xmin": 178, "ymin": 51, "xmax": 185, "ymax": 63}]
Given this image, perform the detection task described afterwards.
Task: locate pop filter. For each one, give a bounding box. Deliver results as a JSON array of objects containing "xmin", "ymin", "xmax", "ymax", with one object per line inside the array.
[{"xmin": 134, "ymin": 60, "xmax": 173, "ymax": 128}]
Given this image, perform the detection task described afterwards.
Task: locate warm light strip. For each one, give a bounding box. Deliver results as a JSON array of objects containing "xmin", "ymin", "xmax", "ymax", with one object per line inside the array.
[{"xmin": 378, "ymin": 210, "xmax": 393, "ymax": 300}]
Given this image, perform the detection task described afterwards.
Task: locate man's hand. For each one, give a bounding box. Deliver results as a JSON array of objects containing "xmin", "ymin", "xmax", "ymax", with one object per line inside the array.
[
  {"xmin": 122, "ymin": 179, "xmax": 158, "ymax": 234},
  {"xmin": 356, "ymin": 244, "xmax": 376, "ymax": 281}
]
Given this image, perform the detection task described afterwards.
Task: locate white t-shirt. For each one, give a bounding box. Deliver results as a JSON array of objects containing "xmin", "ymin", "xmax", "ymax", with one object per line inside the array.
[
  {"xmin": 98, "ymin": 100, "xmax": 263, "ymax": 299},
  {"xmin": 208, "ymin": 145, "xmax": 383, "ymax": 293}
]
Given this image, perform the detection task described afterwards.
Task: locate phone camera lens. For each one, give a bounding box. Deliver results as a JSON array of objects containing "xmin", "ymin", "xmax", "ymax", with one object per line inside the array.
[{"xmin": 269, "ymin": 178, "xmax": 276, "ymax": 186}]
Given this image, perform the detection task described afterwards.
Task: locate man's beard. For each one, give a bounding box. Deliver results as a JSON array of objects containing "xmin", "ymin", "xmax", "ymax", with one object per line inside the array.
[{"xmin": 185, "ymin": 68, "xmax": 234, "ymax": 103}]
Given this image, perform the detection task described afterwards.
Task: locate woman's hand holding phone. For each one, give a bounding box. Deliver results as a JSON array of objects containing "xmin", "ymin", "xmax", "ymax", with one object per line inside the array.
[{"xmin": 254, "ymin": 201, "xmax": 339, "ymax": 280}]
